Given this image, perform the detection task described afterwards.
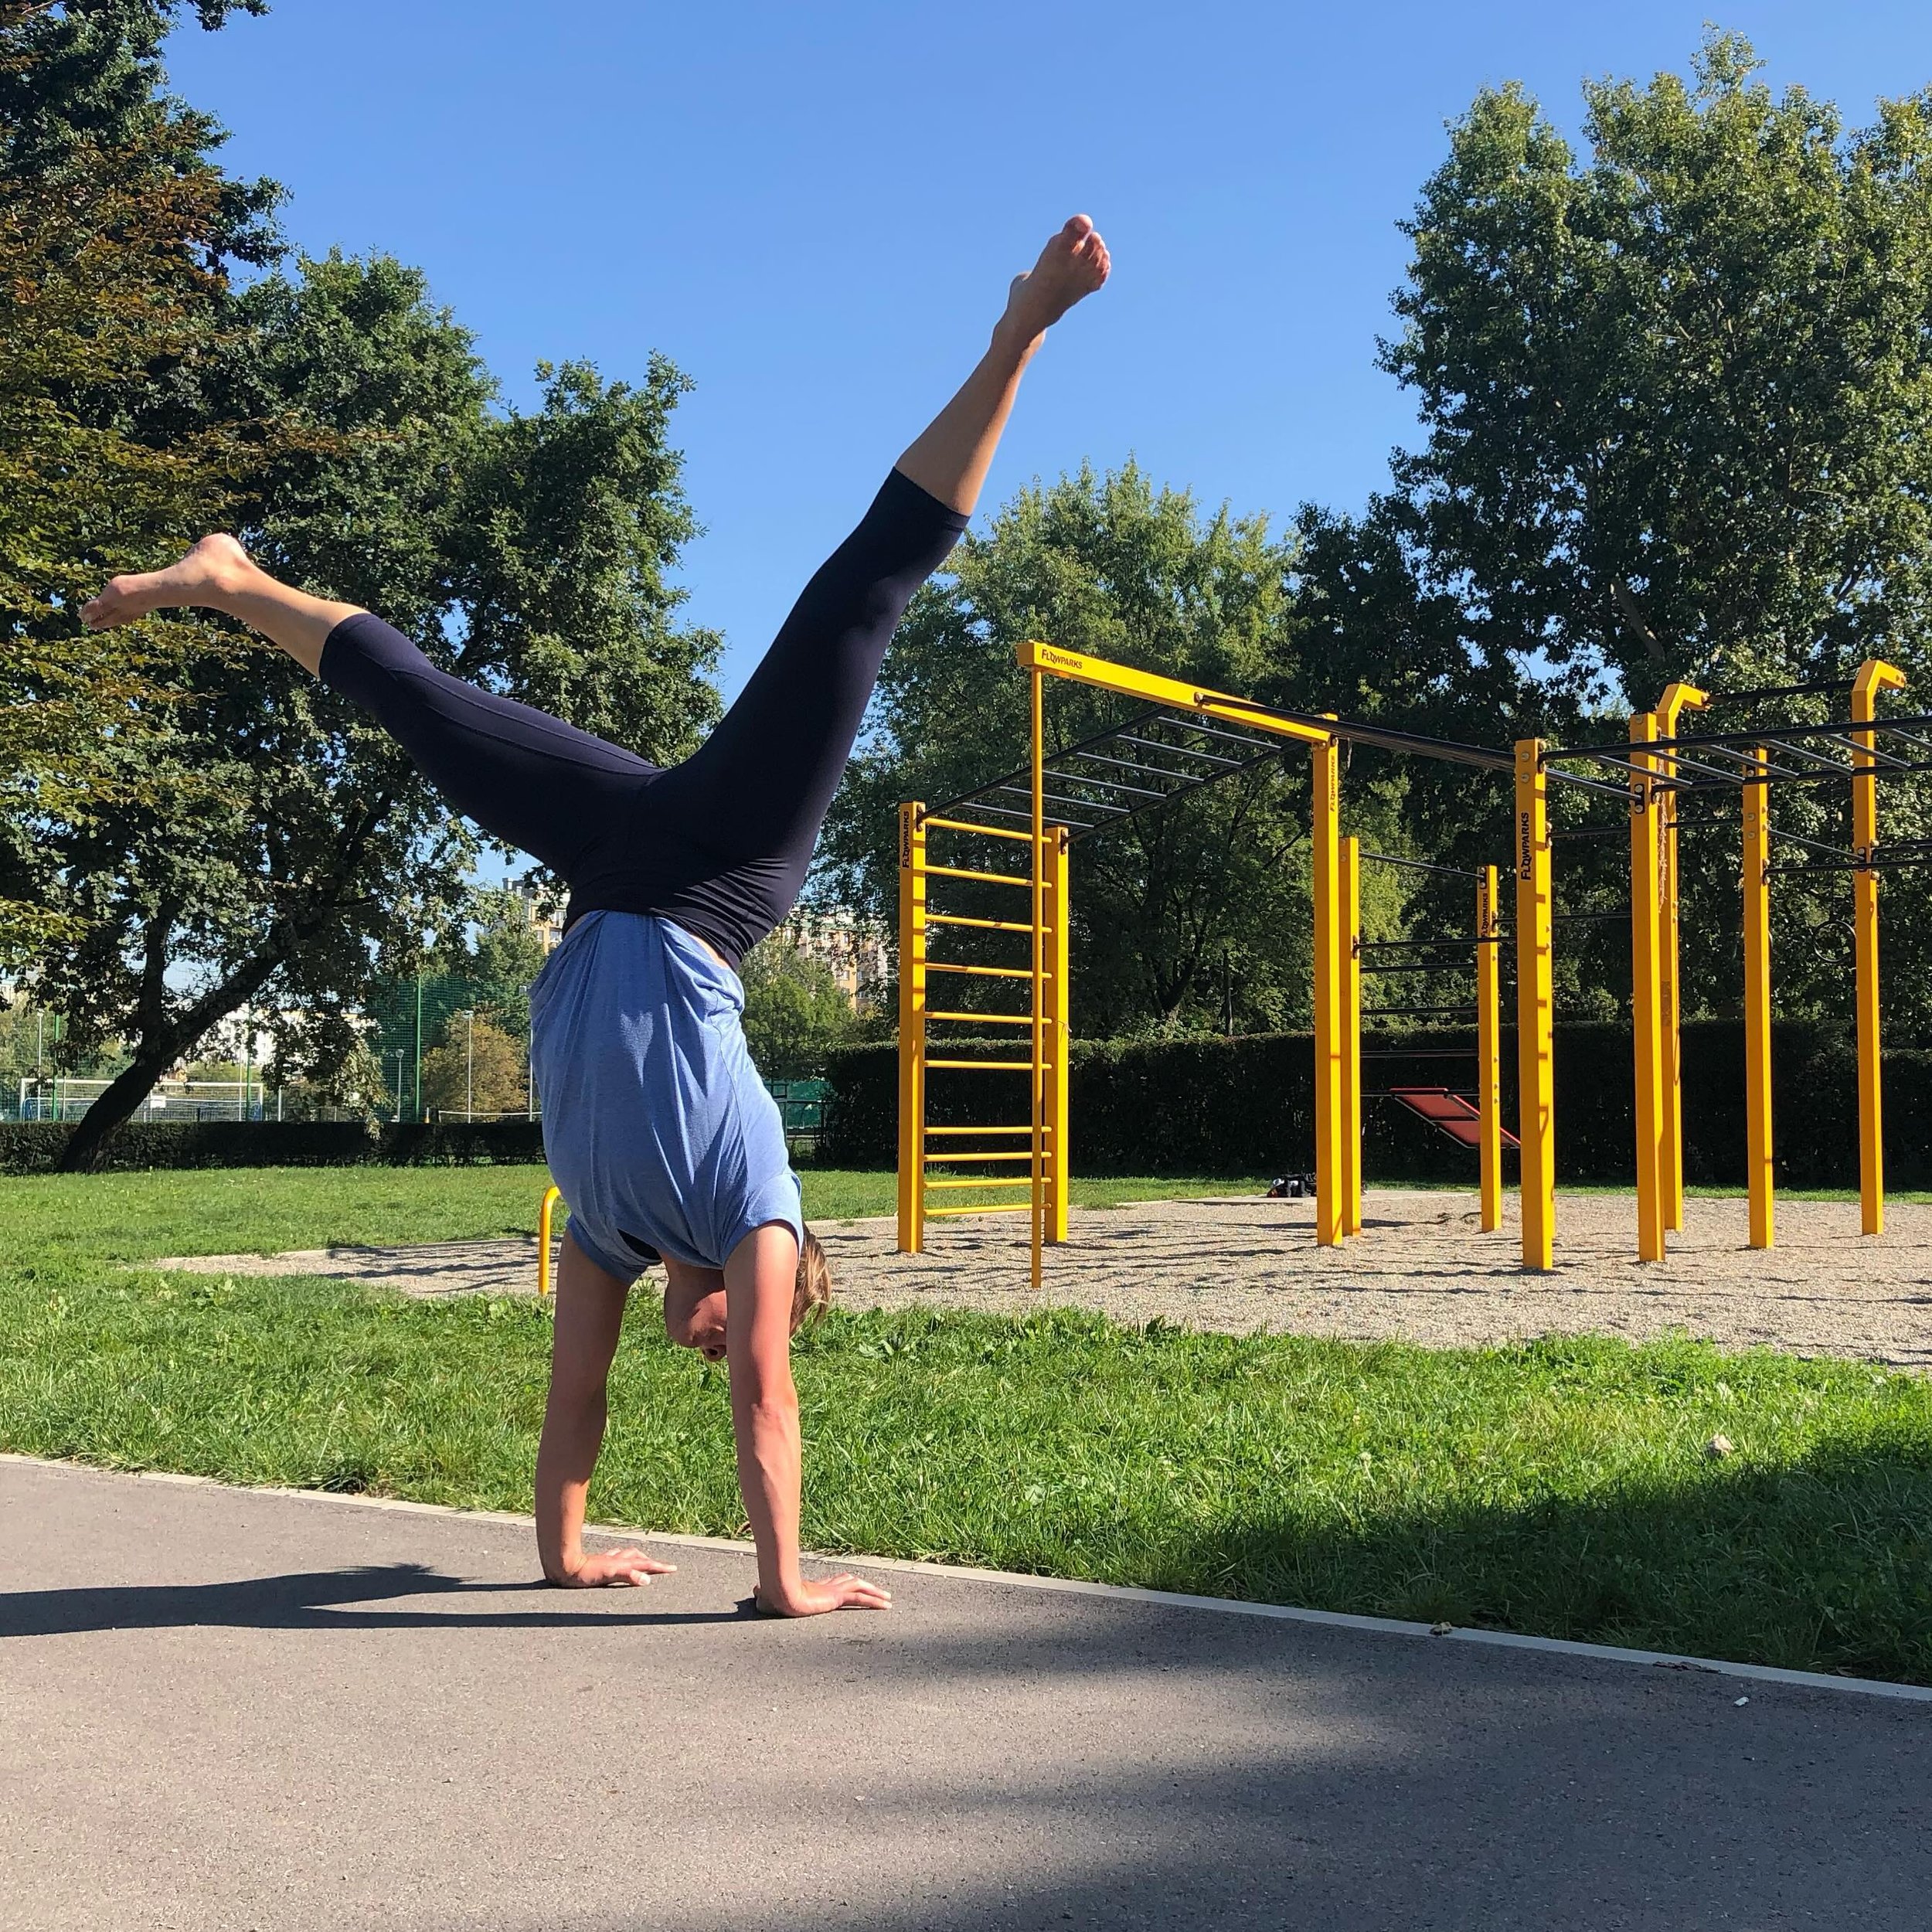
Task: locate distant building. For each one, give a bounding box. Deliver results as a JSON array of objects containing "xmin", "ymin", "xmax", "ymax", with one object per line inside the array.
[
  {"xmin": 776, "ymin": 907, "xmax": 890, "ymax": 1009},
  {"xmin": 515, "ymin": 887, "xmax": 566, "ymax": 953}
]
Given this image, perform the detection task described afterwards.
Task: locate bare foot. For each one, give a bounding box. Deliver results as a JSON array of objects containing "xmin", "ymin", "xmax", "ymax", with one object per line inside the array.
[
  {"xmin": 80, "ymin": 532, "xmax": 254, "ymax": 631},
  {"xmin": 1000, "ymin": 214, "xmax": 1111, "ymax": 346}
]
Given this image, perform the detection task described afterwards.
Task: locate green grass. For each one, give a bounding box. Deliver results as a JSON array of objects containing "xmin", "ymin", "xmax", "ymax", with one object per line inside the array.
[{"xmin": 3, "ymin": 1164, "xmax": 1930, "ymax": 1682}]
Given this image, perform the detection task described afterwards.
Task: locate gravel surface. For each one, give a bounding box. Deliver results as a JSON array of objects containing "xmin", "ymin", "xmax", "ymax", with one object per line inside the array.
[{"xmin": 151, "ymin": 1186, "xmax": 1932, "ymax": 1366}]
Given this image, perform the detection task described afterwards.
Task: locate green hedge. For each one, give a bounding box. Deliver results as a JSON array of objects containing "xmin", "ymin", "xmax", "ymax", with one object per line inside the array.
[
  {"xmin": 822, "ymin": 1022, "xmax": 1932, "ymax": 1188},
  {"xmin": 0, "ymin": 1118, "xmax": 548, "ymax": 1176}
]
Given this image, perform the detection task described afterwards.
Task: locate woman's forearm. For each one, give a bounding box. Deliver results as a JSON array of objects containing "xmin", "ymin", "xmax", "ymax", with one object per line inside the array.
[
  {"xmin": 732, "ymin": 1377, "xmax": 804, "ymax": 1604},
  {"xmin": 535, "ymin": 1384, "xmax": 607, "ymax": 1582}
]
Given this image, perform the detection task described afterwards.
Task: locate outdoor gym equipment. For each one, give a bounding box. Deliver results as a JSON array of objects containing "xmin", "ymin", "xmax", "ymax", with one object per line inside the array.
[{"xmin": 897, "ymin": 641, "xmax": 1929, "ymax": 1284}]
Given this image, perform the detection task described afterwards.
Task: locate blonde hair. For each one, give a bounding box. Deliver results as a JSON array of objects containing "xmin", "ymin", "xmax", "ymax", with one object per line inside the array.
[{"xmin": 792, "ymin": 1226, "xmax": 832, "ymax": 1334}]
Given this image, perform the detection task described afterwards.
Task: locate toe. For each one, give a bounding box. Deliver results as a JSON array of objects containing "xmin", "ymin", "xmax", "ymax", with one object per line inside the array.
[{"xmin": 1061, "ymin": 213, "xmax": 1094, "ymax": 244}]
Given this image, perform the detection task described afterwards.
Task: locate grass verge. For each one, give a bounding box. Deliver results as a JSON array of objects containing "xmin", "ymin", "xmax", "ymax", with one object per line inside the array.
[{"xmin": 3, "ymin": 1166, "xmax": 1928, "ymax": 1682}]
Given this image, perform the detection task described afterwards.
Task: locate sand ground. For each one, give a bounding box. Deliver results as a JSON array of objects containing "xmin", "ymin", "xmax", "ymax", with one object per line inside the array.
[{"xmin": 151, "ymin": 1186, "xmax": 1932, "ymax": 1366}]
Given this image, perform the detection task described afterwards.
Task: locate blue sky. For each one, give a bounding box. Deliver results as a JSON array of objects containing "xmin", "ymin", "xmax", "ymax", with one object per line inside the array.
[{"xmin": 168, "ymin": 2, "xmax": 1932, "ymax": 703}]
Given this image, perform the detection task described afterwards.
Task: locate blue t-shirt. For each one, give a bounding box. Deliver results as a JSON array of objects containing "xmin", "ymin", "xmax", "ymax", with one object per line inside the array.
[{"xmin": 528, "ymin": 910, "xmax": 803, "ymax": 1278}]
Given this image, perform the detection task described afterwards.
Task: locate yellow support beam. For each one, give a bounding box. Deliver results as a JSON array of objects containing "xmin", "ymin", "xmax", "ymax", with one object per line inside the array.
[
  {"xmin": 1016, "ymin": 639, "xmax": 1333, "ymax": 747},
  {"xmin": 1742, "ymin": 751, "xmax": 1774, "ymax": 1250},
  {"xmin": 1655, "ymin": 681, "xmax": 1708, "ymax": 1233},
  {"xmin": 1340, "ymin": 835, "xmax": 1362, "ymax": 1237},
  {"xmin": 1852, "ymin": 658, "xmax": 1906, "ymax": 1236},
  {"xmin": 1029, "ymin": 664, "xmax": 1047, "ymax": 1291},
  {"xmin": 896, "ymin": 801, "xmax": 927, "ymax": 1253},
  {"xmin": 1476, "ymin": 865, "xmax": 1503, "ymax": 1233},
  {"xmin": 1045, "ymin": 826, "xmax": 1072, "ymax": 1242},
  {"xmin": 1312, "ymin": 737, "xmax": 1343, "ymax": 1247},
  {"xmin": 1514, "ymin": 740, "xmax": 1555, "ymax": 1271},
  {"xmin": 1629, "ymin": 714, "xmax": 1668, "ymax": 1263},
  {"xmin": 538, "ymin": 1185, "xmax": 561, "ymax": 1298}
]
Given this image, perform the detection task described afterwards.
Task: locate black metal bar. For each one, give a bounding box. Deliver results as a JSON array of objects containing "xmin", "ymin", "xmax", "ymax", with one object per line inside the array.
[
  {"xmin": 1066, "ymin": 749, "xmax": 1282, "ymax": 844},
  {"xmin": 1359, "ymin": 961, "xmax": 1476, "ymax": 975},
  {"xmin": 1774, "ymin": 826, "xmax": 1860, "ymax": 863},
  {"xmin": 1114, "ymin": 730, "xmax": 1248, "ymax": 769},
  {"xmin": 1553, "ymin": 911, "xmax": 1629, "ymax": 923},
  {"xmin": 1150, "ymin": 710, "xmax": 1287, "ymax": 753},
  {"xmin": 1056, "ymin": 747, "xmax": 1203, "ymax": 787},
  {"xmin": 1362, "ymin": 1049, "xmax": 1475, "ymax": 1060},
  {"xmin": 1359, "ymin": 935, "xmax": 1483, "ymax": 950},
  {"xmin": 1701, "ymin": 678, "xmax": 1858, "ymax": 706},
  {"xmin": 992, "ymin": 782, "xmax": 1130, "ymax": 815},
  {"xmin": 1547, "ymin": 709, "xmax": 1932, "ymax": 762},
  {"xmin": 1543, "ymin": 769, "xmax": 1636, "ymax": 802},
  {"xmin": 1359, "ymin": 849, "xmax": 1482, "ymax": 880},
  {"xmin": 1363, "ymin": 1005, "xmax": 1479, "ymax": 1018}
]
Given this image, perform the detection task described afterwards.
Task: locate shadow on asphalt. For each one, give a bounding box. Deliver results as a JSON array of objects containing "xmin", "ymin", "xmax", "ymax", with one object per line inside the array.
[{"xmin": 0, "ymin": 1563, "xmax": 758, "ymax": 1635}]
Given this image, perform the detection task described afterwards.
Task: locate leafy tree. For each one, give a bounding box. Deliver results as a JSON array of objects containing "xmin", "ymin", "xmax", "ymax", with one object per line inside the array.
[
  {"xmin": 419, "ymin": 1010, "xmax": 527, "ymax": 1119},
  {"xmin": 0, "ymin": 0, "xmax": 280, "ymax": 958},
  {"xmin": 823, "ymin": 463, "xmax": 1416, "ymax": 1036},
  {"xmin": 7, "ymin": 15, "xmax": 723, "ymax": 1168},
  {"xmin": 1349, "ymin": 31, "xmax": 1932, "ymax": 1030},
  {"xmin": 740, "ymin": 939, "xmax": 865, "ymax": 1077}
]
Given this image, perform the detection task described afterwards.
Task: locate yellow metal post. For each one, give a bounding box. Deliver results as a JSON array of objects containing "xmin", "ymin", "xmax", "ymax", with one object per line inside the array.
[
  {"xmin": 1476, "ymin": 865, "xmax": 1502, "ymax": 1233},
  {"xmin": 1045, "ymin": 825, "xmax": 1071, "ymax": 1242},
  {"xmin": 1656, "ymin": 682, "xmax": 1707, "ymax": 1233},
  {"xmin": 1629, "ymin": 714, "xmax": 1668, "ymax": 1264},
  {"xmin": 1029, "ymin": 666, "xmax": 1046, "ymax": 1291},
  {"xmin": 1340, "ymin": 835, "xmax": 1362, "ymax": 1237},
  {"xmin": 538, "ymin": 1185, "xmax": 561, "ymax": 1298},
  {"xmin": 1514, "ymin": 741, "xmax": 1555, "ymax": 1272},
  {"xmin": 1311, "ymin": 737, "xmax": 1343, "ymax": 1247},
  {"xmin": 896, "ymin": 801, "xmax": 927, "ymax": 1253},
  {"xmin": 1852, "ymin": 658, "xmax": 1906, "ymax": 1237},
  {"xmin": 1742, "ymin": 752, "xmax": 1774, "ymax": 1250}
]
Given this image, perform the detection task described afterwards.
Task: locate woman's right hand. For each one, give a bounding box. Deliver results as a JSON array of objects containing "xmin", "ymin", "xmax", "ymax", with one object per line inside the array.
[{"xmin": 757, "ymin": 1573, "xmax": 894, "ymax": 1617}]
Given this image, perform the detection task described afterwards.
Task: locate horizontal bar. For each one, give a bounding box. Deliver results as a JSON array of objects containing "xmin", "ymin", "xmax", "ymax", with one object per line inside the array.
[
  {"xmin": 1702, "ymin": 677, "xmax": 1858, "ymax": 706},
  {"xmin": 926, "ymin": 864, "xmax": 1032, "ymax": 887},
  {"xmin": 992, "ymin": 782, "xmax": 1130, "ymax": 815},
  {"xmin": 924, "ymin": 1176, "xmax": 1035, "ymax": 1189},
  {"xmin": 952, "ymin": 799, "xmax": 1097, "ymax": 831},
  {"xmin": 925, "ymin": 1124, "xmax": 1037, "ymax": 1136},
  {"xmin": 1543, "ymin": 770, "xmax": 1637, "ymax": 802},
  {"xmin": 925, "ymin": 1010, "xmax": 1033, "ymax": 1026},
  {"xmin": 1153, "ymin": 711, "xmax": 1285, "ymax": 753},
  {"xmin": 1362, "ymin": 1050, "xmax": 1475, "ymax": 1060},
  {"xmin": 923, "ymin": 1150, "xmax": 1036, "ymax": 1163},
  {"xmin": 1548, "ymin": 709, "xmax": 1932, "ymax": 763},
  {"xmin": 1055, "ymin": 747, "xmax": 1200, "ymax": 788},
  {"xmin": 927, "ymin": 1059, "xmax": 1039, "ymax": 1071},
  {"xmin": 1359, "ymin": 962, "xmax": 1477, "ymax": 975},
  {"xmin": 1552, "ymin": 911, "xmax": 1628, "ymax": 924},
  {"xmin": 1773, "ymin": 826, "xmax": 1859, "ymax": 863},
  {"xmin": 927, "ymin": 913, "xmax": 1040, "ymax": 934},
  {"xmin": 1359, "ymin": 936, "xmax": 1482, "ymax": 951},
  {"xmin": 1041, "ymin": 767, "xmax": 1175, "ymax": 801},
  {"xmin": 1364, "ymin": 1006, "xmax": 1478, "ymax": 1018},
  {"xmin": 923, "ymin": 1203, "xmax": 1037, "ymax": 1217},
  {"xmin": 927, "ymin": 962, "xmax": 1036, "ymax": 979},
  {"xmin": 1360, "ymin": 849, "xmax": 1481, "ymax": 880},
  {"xmin": 1115, "ymin": 730, "xmax": 1247, "ymax": 768},
  {"xmin": 917, "ymin": 816, "xmax": 1041, "ymax": 842}
]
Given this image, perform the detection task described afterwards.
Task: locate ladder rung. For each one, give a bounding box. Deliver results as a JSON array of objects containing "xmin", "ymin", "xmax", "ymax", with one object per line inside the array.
[
  {"xmin": 923, "ymin": 1151, "xmax": 1035, "ymax": 1163},
  {"xmin": 927, "ymin": 1059, "xmax": 1040, "ymax": 1070},
  {"xmin": 927, "ymin": 865, "xmax": 1032, "ymax": 888},
  {"xmin": 927, "ymin": 913, "xmax": 1046, "ymax": 934},
  {"xmin": 927, "ymin": 963, "xmax": 1036, "ymax": 979},
  {"xmin": 925, "ymin": 1125, "xmax": 1041, "ymax": 1137},
  {"xmin": 925, "ymin": 1203, "xmax": 1036, "ymax": 1217},
  {"xmin": 927, "ymin": 1011, "xmax": 1033, "ymax": 1026},
  {"xmin": 925, "ymin": 1176, "xmax": 1034, "ymax": 1189},
  {"xmin": 920, "ymin": 817, "xmax": 1044, "ymax": 842}
]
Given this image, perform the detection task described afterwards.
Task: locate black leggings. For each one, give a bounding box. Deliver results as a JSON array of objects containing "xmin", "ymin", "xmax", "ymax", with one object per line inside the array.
[{"xmin": 319, "ymin": 469, "xmax": 967, "ymax": 968}]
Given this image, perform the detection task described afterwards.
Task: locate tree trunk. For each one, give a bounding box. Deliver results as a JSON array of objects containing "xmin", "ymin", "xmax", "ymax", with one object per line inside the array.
[{"xmin": 55, "ymin": 941, "xmax": 290, "ymax": 1172}]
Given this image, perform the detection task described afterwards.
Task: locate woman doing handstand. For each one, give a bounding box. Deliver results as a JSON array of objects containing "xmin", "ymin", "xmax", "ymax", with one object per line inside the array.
[{"xmin": 83, "ymin": 214, "xmax": 1111, "ymax": 1617}]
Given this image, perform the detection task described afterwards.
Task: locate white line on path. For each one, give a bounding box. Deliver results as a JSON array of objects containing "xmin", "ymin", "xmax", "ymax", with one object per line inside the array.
[{"xmin": 6, "ymin": 1451, "xmax": 1927, "ymax": 1705}]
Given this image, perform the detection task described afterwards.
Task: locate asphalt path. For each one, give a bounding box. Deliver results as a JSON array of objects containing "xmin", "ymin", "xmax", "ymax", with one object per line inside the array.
[{"xmin": 4, "ymin": 1457, "xmax": 1928, "ymax": 1930}]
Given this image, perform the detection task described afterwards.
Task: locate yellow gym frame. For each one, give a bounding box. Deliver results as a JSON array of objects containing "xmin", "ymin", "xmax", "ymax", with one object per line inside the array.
[
  {"xmin": 1546, "ymin": 656, "xmax": 1923, "ymax": 1260},
  {"xmin": 899, "ymin": 639, "xmax": 1932, "ymax": 1287},
  {"xmin": 899, "ymin": 641, "xmax": 1522, "ymax": 1281}
]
